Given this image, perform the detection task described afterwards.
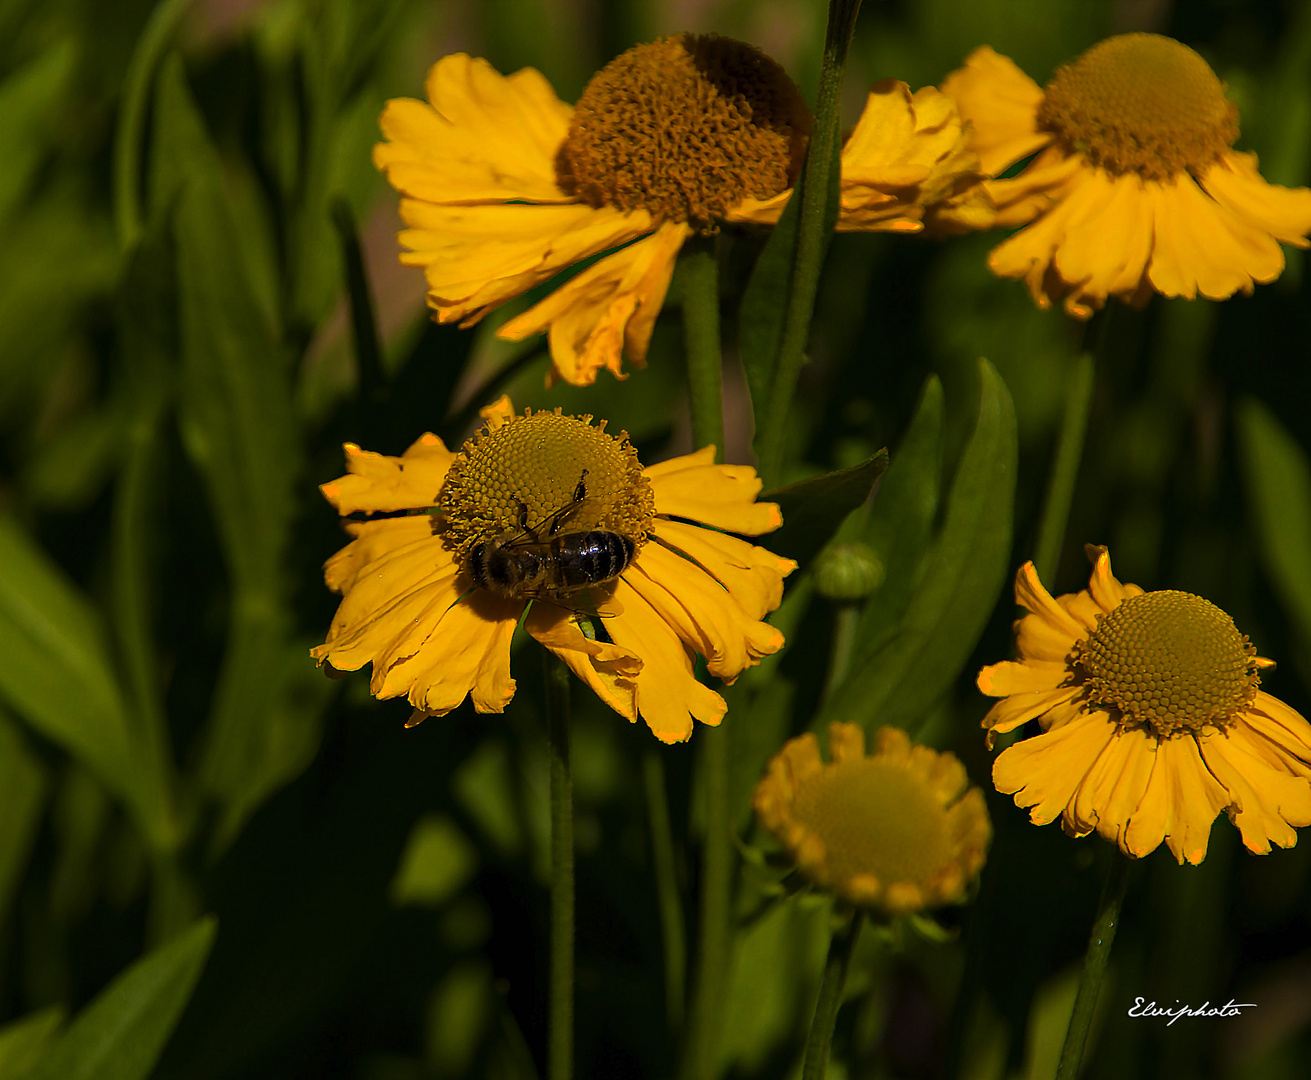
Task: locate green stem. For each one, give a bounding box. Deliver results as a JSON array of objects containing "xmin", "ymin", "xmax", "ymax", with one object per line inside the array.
[
  {"xmin": 1055, "ymin": 853, "xmax": 1132, "ymax": 1080},
  {"xmin": 820, "ymin": 604, "xmax": 859, "ymax": 705},
  {"xmin": 684, "ymin": 725, "xmax": 732, "ymax": 1080},
  {"xmin": 680, "ymin": 241, "xmax": 725, "ymax": 459},
  {"xmin": 801, "ymin": 908, "xmax": 863, "ymax": 1080},
  {"xmin": 114, "ymin": 0, "xmax": 194, "ymax": 249},
  {"xmin": 643, "ymin": 748, "xmax": 687, "ymax": 1033},
  {"xmin": 1032, "ymin": 352, "xmax": 1095, "ymax": 585},
  {"xmin": 757, "ymin": 0, "xmax": 863, "ymax": 485},
  {"xmin": 544, "ymin": 653, "xmax": 574, "ymax": 1080}
]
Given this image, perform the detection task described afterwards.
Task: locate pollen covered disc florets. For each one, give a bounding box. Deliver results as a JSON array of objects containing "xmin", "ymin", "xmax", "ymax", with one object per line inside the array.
[
  {"xmin": 556, "ymin": 33, "xmax": 812, "ymax": 229},
  {"xmin": 1036, "ymin": 33, "xmax": 1239, "ymax": 181},
  {"xmin": 1076, "ymin": 589, "xmax": 1259, "ymax": 736},
  {"xmin": 437, "ymin": 409, "xmax": 655, "ymax": 560}
]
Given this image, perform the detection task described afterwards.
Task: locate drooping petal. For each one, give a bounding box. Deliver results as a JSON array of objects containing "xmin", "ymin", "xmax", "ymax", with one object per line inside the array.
[
  {"xmin": 526, "ymin": 604, "xmax": 643, "ymax": 723},
  {"xmin": 396, "ymin": 199, "xmax": 655, "ymax": 327},
  {"xmin": 992, "ymin": 710, "xmax": 1117, "ymax": 827},
  {"xmin": 1201, "ymin": 150, "xmax": 1311, "ymax": 246},
  {"xmin": 1125, "ymin": 736, "xmax": 1229, "ymax": 864},
  {"xmin": 1243, "ymin": 693, "xmax": 1311, "ymax": 779},
  {"xmin": 939, "ymin": 46, "xmax": 1049, "ymax": 177},
  {"xmin": 1198, "ymin": 729, "xmax": 1311, "ymax": 854},
  {"xmin": 625, "ymin": 542, "xmax": 784, "ymax": 682},
  {"xmin": 1065, "ymin": 724, "xmax": 1153, "ymax": 842},
  {"xmin": 979, "ymin": 685, "xmax": 1081, "ymax": 739},
  {"xmin": 649, "ymin": 519, "xmax": 795, "ymax": 621},
  {"xmin": 498, "ymin": 221, "xmax": 690, "ymax": 385},
  {"xmin": 604, "ymin": 579, "xmax": 729, "ymax": 743},
  {"xmin": 374, "ymin": 54, "xmax": 574, "ymax": 205}
]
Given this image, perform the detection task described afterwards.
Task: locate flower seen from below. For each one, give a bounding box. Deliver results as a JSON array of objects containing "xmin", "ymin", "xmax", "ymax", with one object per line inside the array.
[
  {"xmin": 943, "ymin": 33, "xmax": 1311, "ymax": 317},
  {"xmin": 753, "ymin": 723, "xmax": 991, "ymax": 914},
  {"xmin": 311, "ymin": 398, "xmax": 796, "ymax": 744},
  {"xmin": 374, "ymin": 34, "xmax": 989, "ymax": 386},
  {"xmin": 978, "ymin": 546, "xmax": 1311, "ymax": 864}
]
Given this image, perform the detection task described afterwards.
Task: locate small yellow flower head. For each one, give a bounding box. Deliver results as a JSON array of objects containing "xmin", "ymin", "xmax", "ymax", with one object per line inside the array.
[
  {"xmin": 978, "ymin": 546, "xmax": 1311, "ymax": 864},
  {"xmin": 557, "ymin": 34, "xmax": 811, "ymax": 230},
  {"xmin": 312, "ymin": 397, "xmax": 797, "ymax": 743},
  {"xmin": 753, "ymin": 723, "xmax": 991, "ymax": 915},
  {"xmin": 943, "ymin": 34, "xmax": 1311, "ymax": 316},
  {"xmin": 1037, "ymin": 34, "xmax": 1239, "ymax": 181}
]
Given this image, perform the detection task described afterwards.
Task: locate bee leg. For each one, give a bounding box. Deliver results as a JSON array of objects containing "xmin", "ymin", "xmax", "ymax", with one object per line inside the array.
[{"xmin": 572, "ymin": 469, "xmax": 589, "ymax": 503}]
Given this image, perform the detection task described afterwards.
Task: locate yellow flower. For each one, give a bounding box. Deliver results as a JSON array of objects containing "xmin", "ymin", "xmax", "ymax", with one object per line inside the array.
[
  {"xmin": 374, "ymin": 35, "xmax": 989, "ymax": 386},
  {"xmin": 753, "ymin": 723, "xmax": 991, "ymax": 914},
  {"xmin": 942, "ymin": 34, "xmax": 1311, "ymax": 317},
  {"xmin": 311, "ymin": 398, "xmax": 796, "ymax": 744},
  {"xmin": 978, "ymin": 546, "xmax": 1311, "ymax": 864}
]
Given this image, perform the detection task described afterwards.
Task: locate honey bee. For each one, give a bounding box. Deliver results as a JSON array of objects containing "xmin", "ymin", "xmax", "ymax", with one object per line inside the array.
[{"xmin": 467, "ymin": 472, "xmax": 637, "ymax": 601}]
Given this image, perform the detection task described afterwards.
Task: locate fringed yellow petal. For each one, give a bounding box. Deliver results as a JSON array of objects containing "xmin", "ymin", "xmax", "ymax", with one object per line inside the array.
[
  {"xmin": 374, "ymin": 54, "xmax": 573, "ymax": 206},
  {"xmin": 993, "ymin": 710, "xmax": 1117, "ymax": 827},
  {"xmin": 649, "ymin": 519, "xmax": 795, "ymax": 622},
  {"xmin": 1201, "ymin": 150, "xmax": 1311, "ymax": 246},
  {"xmin": 499, "ymin": 221, "xmax": 690, "ymax": 385},
  {"xmin": 1199, "ymin": 729, "xmax": 1311, "ymax": 854},
  {"xmin": 646, "ymin": 448, "xmax": 782, "ymax": 534},
  {"xmin": 940, "ymin": 45, "xmax": 1049, "ymax": 177},
  {"xmin": 321, "ymin": 435, "xmax": 454, "ymax": 516},
  {"xmin": 605, "ymin": 579, "xmax": 728, "ymax": 742},
  {"xmin": 397, "ymin": 200, "xmax": 655, "ymax": 327},
  {"xmin": 976, "ymin": 659, "xmax": 1066, "ymax": 696},
  {"xmin": 527, "ymin": 605, "xmax": 643, "ymax": 724},
  {"xmin": 626, "ymin": 543, "xmax": 784, "ymax": 682},
  {"xmin": 1124, "ymin": 736, "xmax": 1227, "ymax": 864}
]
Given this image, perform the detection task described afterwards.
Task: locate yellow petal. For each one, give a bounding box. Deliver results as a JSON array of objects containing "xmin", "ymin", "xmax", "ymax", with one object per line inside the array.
[
  {"xmin": 374, "ymin": 54, "xmax": 573, "ymax": 205},
  {"xmin": 1243, "ymin": 693, "xmax": 1311, "ymax": 778},
  {"xmin": 982, "ymin": 146, "xmax": 1085, "ymax": 228},
  {"xmin": 1201, "ymin": 150, "xmax": 1311, "ymax": 246},
  {"xmin": 976, "ymin": 659, "xmax": 1066, "ymax": 696},
  {"xmin": 646, "ymin": 448, "xmax": 782, "ymax": 534},
  {"xmin": 993, "ymin": 710, "xmax": 1117, "ymax": 827},
  {"xmin": 321, "ymin": 517, "xmax": 437, "ymax": 596},
  {"xmin": 625, "ymin": 543, "xmax": 784, "ymax": 682},
  {"xmin": 1198, "ymin": 729, "xmax": 1311, "ymax": 854},
  {"xmin": 1013, "ymin": 608, "xmax": 1080, "ymax": 663},
  {"xmin": 939, "ymin": 46, "xmax": 1049, "ymax": 178},
  {"xmin": 499, "ymin": 221, "xmax": 690, "ymax": 385},
  {"xmin": 721, "ymin": 191, "xmax": 790, "ymax": 226},
  {"xmin": 605, "ymin": 579, "xmax": 728, "ymax": 743},
  {"xmin": 649, "ymin": 519, "xmax": 794, "ymax": 622},
  {"xmin": 321, "ymin": 435, "xmax": 454, "ymax": 515},
  {"xmin": 1126, "ymin": 735, "xmax": 1228, "ymax": 864},
  {"xmin": 1147, "ymin": 172, "xmax": 1286, "ymax": 302},
  {"xmin": 1013, "ymin": 563, "xmax": 1086, "ymax": 640},
  {"xmin": 386, "ymin": 590, "xmax": 523, "ymax": 715},
  {"xmin": 1086, "ymin": 547, "xmax": 1134, "ymax": 612},
  {"xmin": 979, "ymin": 685, "xmax": 1080, "ymax": 737},
  {"xmin": 527, "ymin": 604, "xmax": 643, "ymax": 723},
  {"xmin": 1065, "ymin": 724, "xmax": 1153, "ymax": 842},
  {"xmin": 398, "ymin": 200, "xmax": 655, "ymax": 326}
]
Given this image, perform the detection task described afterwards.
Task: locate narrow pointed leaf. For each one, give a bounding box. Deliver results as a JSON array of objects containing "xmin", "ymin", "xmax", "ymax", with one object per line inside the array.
[{"xmin": 762, "ymin": 449, "xmax": 889, "ymax": 565}]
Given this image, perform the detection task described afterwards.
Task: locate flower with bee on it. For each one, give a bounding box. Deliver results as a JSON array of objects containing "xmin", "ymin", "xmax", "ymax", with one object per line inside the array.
[{"xmin": 312, "ymin": 397, "xmax": 796, "ymax": 743}]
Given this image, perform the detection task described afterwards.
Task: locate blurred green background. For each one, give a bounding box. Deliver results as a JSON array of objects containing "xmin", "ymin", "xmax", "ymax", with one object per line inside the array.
[{"xmin": 1, "ymin": 0, "xmax": 1310, "ymax": 1077}]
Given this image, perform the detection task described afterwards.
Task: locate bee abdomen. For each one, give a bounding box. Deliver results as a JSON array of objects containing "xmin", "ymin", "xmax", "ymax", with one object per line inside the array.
[{"xmin": 556, "ymin": 531, "xmax": 635, "ymax": 590}]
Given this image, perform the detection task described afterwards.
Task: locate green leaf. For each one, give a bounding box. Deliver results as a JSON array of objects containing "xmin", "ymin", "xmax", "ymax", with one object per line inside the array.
[
  {"xmin": 817, "ymin": 359, "xmax": 1017, "ymax": 733},
  {"xmin": 22, "ymin": 917, "xmax": 217, "ymax": 1080},
  {"xmin": 761, "ymin": 449, "xmax": 889, "ymax": 566},
  {"xmin": 0, "ymin": 712, "xmax": 46, "ymax": 929},
  {"xmin": 150, "ymin": 55, "xmax": 318, "ymax": 851},
  {"xmin": 1236, "ymin": 398, "xmax": 1311, "ymax": 644},
  {"xmin": 0, "ymin": 517, "xmax": 172, "ymax": 847},
  {"xmin": 0, "ymin": 38, "xmax": 76, "ymax": 221},
  {"xmin": 0, "ymin": 1008, "xmax": 64, "ymax": 1079}
]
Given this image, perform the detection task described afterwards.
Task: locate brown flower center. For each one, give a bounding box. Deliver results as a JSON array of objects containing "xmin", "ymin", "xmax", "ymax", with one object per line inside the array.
[
  {"xmin": 1075, "ymin": 590, "xmax": 1259, "ymax": 736},
  {"xmin": 556, "ymin": 34, "xmax": 811, "ymax": 229},
  {"xmin": 1037, "ymin": 33, "xmax": 1239, "ymax": 180}
]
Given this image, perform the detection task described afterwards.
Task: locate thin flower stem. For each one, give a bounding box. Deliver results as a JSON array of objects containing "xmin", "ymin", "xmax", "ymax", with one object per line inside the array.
[
  {"xmin": 821, "ymin": 604, "xmax": 859, "ymax": 705},
  {"xmin": 684, "ymin": 724, "xmax": 732, "ymax": 1080},
  {"xmin": 801, "ymin": 908, "xmax": 863, "ymax": 1080},
  {"xmin": 643, "ymin": 748, "xmax": 687, "ymax": 1033},
  {"xmin": 544, "ymin": 652, "xmax": 575, "ymax": 1080},
  {"xmin": 1055, "ymin": 853, "xmax": 1133, "ymax": 1080},
  {"xmin": 330, "ymin": 197, "xmax": 386, "ymax": 400},
  {"xmin": 680, "ymin": 240, "xmax": 725, "ymax": 458},
  {"xmin": 757, "ymin": 0, "xmax": 863, "ymax": 485},
  {"xmin": 114, "ymin": 0, "xmax": 194, "ymax": 249},
  {"xmin": 1032, "ymin": 351, "xmax": 1095, "ymax": 584}
]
